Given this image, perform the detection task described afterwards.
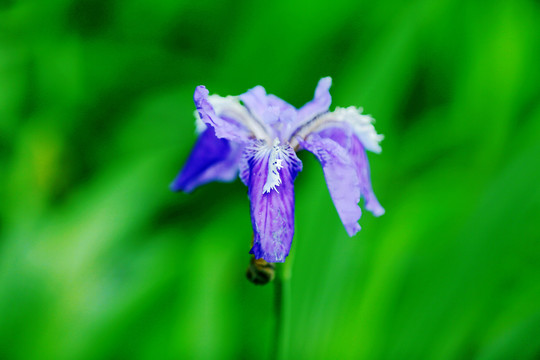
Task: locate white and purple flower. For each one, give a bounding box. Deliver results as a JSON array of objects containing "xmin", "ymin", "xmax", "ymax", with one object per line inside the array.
[{"xmin": 171, "ymin": 77, "xmax": 384, "ymax": 263}]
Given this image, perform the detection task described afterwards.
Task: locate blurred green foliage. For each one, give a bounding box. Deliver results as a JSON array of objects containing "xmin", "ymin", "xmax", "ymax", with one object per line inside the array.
[{"xmin": 1, "ymin": 0, "xmax": 540, "ymax": 359}]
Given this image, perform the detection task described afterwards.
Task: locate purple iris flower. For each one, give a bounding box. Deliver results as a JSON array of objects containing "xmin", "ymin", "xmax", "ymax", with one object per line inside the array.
[{"xmin": 171, "ymin": 77, "xmax": 384, "ymax": 263}]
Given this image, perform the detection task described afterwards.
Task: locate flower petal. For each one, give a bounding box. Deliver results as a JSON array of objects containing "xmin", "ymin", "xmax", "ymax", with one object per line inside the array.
[
  {"xmin": 240, "ymin": 140, "xmax": 303, "ymax": 262},
  {"xmin": 194, "ymin": 86, "xmax": 271, "ymax": 143},
  {"xmin": 314, "ymin": 124, "xmax": 384, "ymax": 216},
  {"xmin": 239, "ymin": 86, "xmax": 268, "ymax": 122},
  {"xmin": 350, "ymin": 135, "xmax": 385, "ymax": 216},
  {"xmin": 293, "ymin": 77, "xmax": 332, "ymax": 131},
  {"xmin": 299, "ymin": 133, "xmax": 362, "ymax": 236},
  {"xmin": 240, "ymin": 87, "xmax": 296, "ymax": 122},
  {"xmin": 170, "ymin": 126, "xmax": 242, "ymax": 193},
  {"xmin": 299, "ymin": 122, "xmax": 384, "ymax": 234},
  {"xmin": 240, "ymin": 86, "xmax": 297, "ymax": 141},
  {"xmin": 290, "ymin": 106, "xmax": 383, "ymax": 153}
]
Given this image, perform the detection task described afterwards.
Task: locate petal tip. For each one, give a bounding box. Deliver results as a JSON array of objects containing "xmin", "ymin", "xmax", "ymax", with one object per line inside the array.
[
  {"xmin": 169, "ymin": 178, "xmax": 193, "ymax": 193},
  {"xmin": 249, "ymin": 246, "xmax": 288, "ymax": 263},
  {"xmin": 316, "ymin": 77, "xmax": 332, "ymax": 95},
  {"xmin": 169, "ymin": 181, "xmax": 181, "ymax": 192},
  {"xmin": 193, "ymin": 86, "xmax": 211, "ymax": 111},
  {"xmin": 346, "ymin": 223, "xmax": 361, "ymax": 237},
  {"xmin": 320, "ymin": 76, "xmax": 332, "ymax": 86},
  {"xmin": 194, "ymin": 85, "xmax": 208, "ymax": 98},
  {"xmin": 368, "ymin": 204, "xmax": 385, "ymax": 217}
]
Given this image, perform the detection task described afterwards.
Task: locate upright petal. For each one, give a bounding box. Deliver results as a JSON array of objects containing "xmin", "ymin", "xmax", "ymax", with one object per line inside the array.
[
  {"xmin": 239, "ymin": 86, "xmax": 268, "ymax": 123},
  {"xmin": 194, "ymin": 86, "xmax": 271, "ymax": 143},
  {"xmin": 299, "ymin": 133, "xmax": 362, "ymax": 236},
  {"xmin": 292, "ymin": 77, "xmax": 332, "ymax": 134},
  {"xmin": 240, "ymin": 87, "xmax": 296, "ymax": 123},
  {"xmin": 240, "ymin": 86, "xmax": 297, "ymax": 141},
  {"xmin": 170, "ymin": 126, "xmax": 243, "ymax": 192},
  {"xmin": 240, "ymin": 140, "xmax": 303, "ymax": 262}
]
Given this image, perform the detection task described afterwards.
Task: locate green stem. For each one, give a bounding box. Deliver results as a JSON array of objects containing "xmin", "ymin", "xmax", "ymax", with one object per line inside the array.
[{"xmin": 272, "ymin": 259, "xmax": 292, "ymax": 360}]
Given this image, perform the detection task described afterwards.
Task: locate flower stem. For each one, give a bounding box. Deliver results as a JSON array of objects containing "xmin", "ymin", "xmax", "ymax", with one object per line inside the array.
[{"xmin": 272, "ymin": 259, "xmax": 292, "ymax": 360}]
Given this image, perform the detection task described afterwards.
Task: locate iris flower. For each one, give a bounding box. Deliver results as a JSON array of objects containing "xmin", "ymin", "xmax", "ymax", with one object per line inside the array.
[{"xmin": 171, "ymin": 77, "xmax": 384, "ymax": 262}]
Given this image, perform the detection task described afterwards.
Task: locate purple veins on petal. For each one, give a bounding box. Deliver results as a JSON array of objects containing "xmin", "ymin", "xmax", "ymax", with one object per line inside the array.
[
  {"xmin": 170, "ymin": 126, "xmax": 242, "ymax": 193},
  {"xmin": 240, "ymin": 140, "xmax": 303, "ymax": 262}
]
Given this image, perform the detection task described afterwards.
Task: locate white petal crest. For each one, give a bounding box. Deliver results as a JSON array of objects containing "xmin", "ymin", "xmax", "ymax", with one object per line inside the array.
[
  {"xmin": 262, "ymin": 139, "xmax": 286, "ymax": 193},
  {"xmin": 333, "ymin": 106, "xmax": 384, "ymax": 153},
  {"xmin": 290, "ymin": 106, "xmax": 383, "ymax": 153}
]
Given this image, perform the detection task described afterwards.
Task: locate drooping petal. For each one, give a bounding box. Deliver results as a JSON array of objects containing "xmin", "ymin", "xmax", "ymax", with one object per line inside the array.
[
  {"xmin": 311, "ymin": 111, "xmax": 384, "ymax": 217},
  {"xmin": 170, "ymin": 126, "xmax": 243, "ymax": 192},
  {"xmin": 239, "ymin": 139, "xmax": 303, "ymax": 262},
  {"xmin": 194, "ymin": 86, "xmax": 271, "ymax": 143},
  {"xmin": 300, "ymin": 122, "xmax": 384, "ymax": 231},
  {"xmin": 299, "ymin": 133, "xmax": 362, "ymax": 236},
  {"xmin": 350, "ymin": 135, "xmax": 385, "ymax": 216}
]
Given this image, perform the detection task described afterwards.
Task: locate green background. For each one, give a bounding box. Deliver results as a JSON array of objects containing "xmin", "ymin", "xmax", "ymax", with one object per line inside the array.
[{"xmin": 1, "ymin": 0, "xmax": 540, "ymax": 359}]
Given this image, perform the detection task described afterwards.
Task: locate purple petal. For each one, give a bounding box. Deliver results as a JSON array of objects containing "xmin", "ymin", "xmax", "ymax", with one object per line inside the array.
[
  {"xmin": 300, "ymin": 133, "xmax": 362, "ymax": 236},
  {"xmin": 299, "ymin": 121, "xmax": 384, "ymax": 234},
  {"xmin": 240, "ymin": 87, "xmax": 296, "ymax": 122},
  {"xmin": 240, "ymin": 86, "xmax": 297, "ymax": 140},
  {"xmin": 295, "ymin": 77, "xmax": 332, "ymax": 128},
  {"xmin": 267, "ymin": 94, "xmax": 297, "ymax": 120},
  {"xmin": 351, "ymin": 136, "xmax": 385, "ymax": 216},
  {"xmin": 170, "ymin": 126, "xmax": 242, "ymax": 193},
  {"xmin": 194, "ymin": 86, "xmax": 252, "ymax": 143},
  {"xmin": 240, "ymin": 140, "xmax": 303, "ymax": 262},
  {"xmin": 316, "ymin": 125, "xmax": 384, "ymax": 216},
  {"xmin": 316, "ymin": 125, "xmax": 352, "ymax": 149},
  {"xmin": 239, "ymin": 86, "xmax": 268, "ymax": 122}
]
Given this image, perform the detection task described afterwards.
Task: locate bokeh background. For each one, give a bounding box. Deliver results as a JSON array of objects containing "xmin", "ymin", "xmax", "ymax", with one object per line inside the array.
[{"xmin": 1, "ymin": 0, "xmax": 540, "ymax": 359}]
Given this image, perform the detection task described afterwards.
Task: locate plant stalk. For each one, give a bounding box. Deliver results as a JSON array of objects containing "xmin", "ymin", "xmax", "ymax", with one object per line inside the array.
[{"xmin": 272, "ymin": 258, "xmax": 292, "ymax": 360}]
